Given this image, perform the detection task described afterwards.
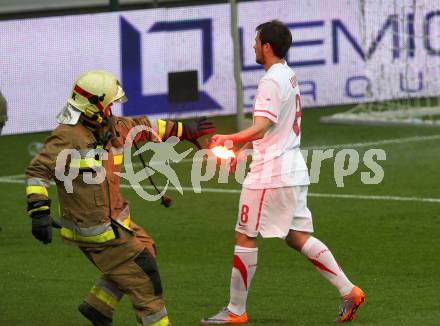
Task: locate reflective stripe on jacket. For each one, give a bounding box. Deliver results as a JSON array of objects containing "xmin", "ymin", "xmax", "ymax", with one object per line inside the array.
[{"xmin": 25, "ymin": 116, "xmax": 151, "ymax": 246}]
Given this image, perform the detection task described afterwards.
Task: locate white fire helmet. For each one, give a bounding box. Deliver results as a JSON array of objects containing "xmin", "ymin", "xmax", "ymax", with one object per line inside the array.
[{"xmin": 57, "ymin": 70, "xmax": 127, "ymax": 125}]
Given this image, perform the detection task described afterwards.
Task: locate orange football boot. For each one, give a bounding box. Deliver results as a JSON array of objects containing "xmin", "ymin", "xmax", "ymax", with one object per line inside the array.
[
  {"xmin": 201, "ymin": 307, "xmax": 248, "ymax": 325},
  {"xmin": 336, "ymin": 286, "xmax": 365, "ymax": 322}
]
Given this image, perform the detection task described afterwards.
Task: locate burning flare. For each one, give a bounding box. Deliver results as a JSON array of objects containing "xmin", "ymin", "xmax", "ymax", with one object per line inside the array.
[{"xmin": 211, "ymin": 146, "xmax": 236, "ymax": 159}]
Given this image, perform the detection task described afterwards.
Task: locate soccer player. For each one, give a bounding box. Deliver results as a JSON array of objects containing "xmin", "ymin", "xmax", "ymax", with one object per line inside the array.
[{"xmin": 201, "ymin": 20, "xmax": 365, "ymax": 324}]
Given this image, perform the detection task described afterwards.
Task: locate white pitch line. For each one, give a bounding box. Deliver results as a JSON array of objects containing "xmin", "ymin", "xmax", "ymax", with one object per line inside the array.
[
  {"xmin": 2, "ymin": 176, "xmax": 439, "ymax": 203},
  {"xmin": 1, "ymin": 174, "xmax": 26, "ymax": 180},
  {"xmin": 307, "ymin": 192, "xmax": 440, "ymax": 203},
  {"xmin": 0, "ymin": 177, "xmax": 25, "ymax": 183},
  {"xmin": 303, "ymin": 134, "xmax": 440, "ymax": 150}
]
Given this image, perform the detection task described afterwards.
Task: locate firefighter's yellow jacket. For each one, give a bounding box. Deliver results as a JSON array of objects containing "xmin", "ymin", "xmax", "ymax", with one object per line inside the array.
[{"xmin": 25, "ymin": 115, "xmax": 170, "ymax": 247}]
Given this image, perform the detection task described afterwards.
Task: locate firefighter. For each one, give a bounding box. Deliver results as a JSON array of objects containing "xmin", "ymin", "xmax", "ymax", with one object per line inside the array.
[{"xmin": 25, "ymin": 70, "xmax": 215, "ymax": 326}]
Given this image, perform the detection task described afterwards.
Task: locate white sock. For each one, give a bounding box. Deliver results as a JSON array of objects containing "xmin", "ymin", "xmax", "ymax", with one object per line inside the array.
[
  {"xmin": 227, "ymin": 245, "xmax": 258, "ymax": 316},
  {"xmin": 301, "ymin": 237, "xmax": 354, "ymax": 297}
]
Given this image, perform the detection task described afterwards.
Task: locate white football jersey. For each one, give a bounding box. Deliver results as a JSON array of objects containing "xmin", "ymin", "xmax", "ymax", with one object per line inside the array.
[{"xmin": 243, "ymin": 62, "xmax": 310, "ymax": 189}]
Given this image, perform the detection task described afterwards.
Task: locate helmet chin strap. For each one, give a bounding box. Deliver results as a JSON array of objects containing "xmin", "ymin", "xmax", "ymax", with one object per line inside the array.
[
  {"xmin": 80, "ymin": 111, "xmax": 107, "ymax": 130},
  {"xmin": 83, "ymin": 107, "xmax": 110, "ymax": 125}
]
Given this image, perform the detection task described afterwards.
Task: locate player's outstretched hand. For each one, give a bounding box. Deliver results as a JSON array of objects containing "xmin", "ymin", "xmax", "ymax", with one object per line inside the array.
[{"xmin": 210, "ymin": 134, "xmax": 230, "ymax": 147}]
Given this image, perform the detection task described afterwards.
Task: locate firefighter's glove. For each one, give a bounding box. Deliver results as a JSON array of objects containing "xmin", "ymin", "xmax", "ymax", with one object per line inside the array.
[
  {"xmin": 182, "ymin": 117, "xmax": 216, "ymax": 142},
  {"xmin": 28, "ymin": 199, "xmax": 52, "ymax": 244},
  {"xmin": 31, "ymin": 214, "xmax": 52, "ymax": 244}
]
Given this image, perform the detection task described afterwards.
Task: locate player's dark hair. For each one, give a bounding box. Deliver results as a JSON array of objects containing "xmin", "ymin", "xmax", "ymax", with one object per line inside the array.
[{"xmin": 256, "ymin": 20, "xmax": 292, "ymax": 59}]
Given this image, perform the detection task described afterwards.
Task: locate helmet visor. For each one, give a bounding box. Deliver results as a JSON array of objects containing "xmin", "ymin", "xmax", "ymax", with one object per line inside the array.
[{"xmin": 113, "ymin": 85, "xmax": 127, "ymax": 103}]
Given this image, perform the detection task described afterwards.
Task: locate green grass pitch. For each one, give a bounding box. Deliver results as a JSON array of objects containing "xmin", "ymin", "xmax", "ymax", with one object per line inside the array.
[{"xmin": 0, "ymin": 105, "xmax": 439, "ymax": 325}]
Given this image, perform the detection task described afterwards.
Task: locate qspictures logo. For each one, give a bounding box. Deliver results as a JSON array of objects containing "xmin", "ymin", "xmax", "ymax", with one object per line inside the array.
[{"xmin": 54, "ymin": 125, "xmax": 386, "ymax": 202}]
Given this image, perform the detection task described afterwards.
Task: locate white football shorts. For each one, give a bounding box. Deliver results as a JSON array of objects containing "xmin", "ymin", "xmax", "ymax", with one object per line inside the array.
[{"xmin": 235, "ymin": 186, "xmax": 313, "ymax": 238}]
